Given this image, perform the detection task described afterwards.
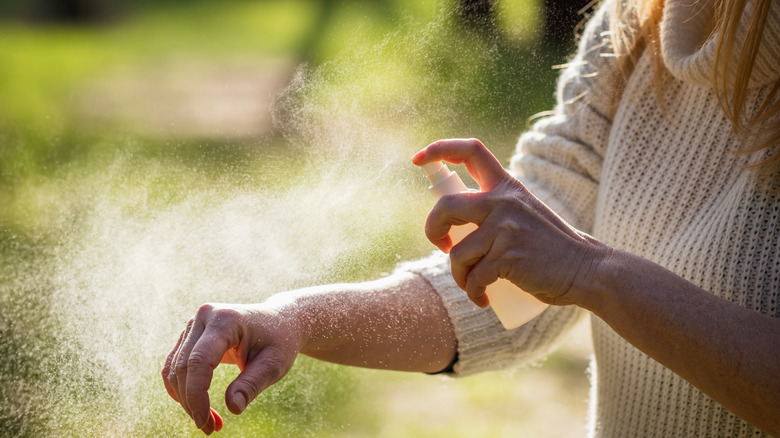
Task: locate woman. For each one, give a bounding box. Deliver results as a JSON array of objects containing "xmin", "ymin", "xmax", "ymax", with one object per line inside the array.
[{"xmin": 162, "ymin": 0, "xmax": 780, "ymax": 435}]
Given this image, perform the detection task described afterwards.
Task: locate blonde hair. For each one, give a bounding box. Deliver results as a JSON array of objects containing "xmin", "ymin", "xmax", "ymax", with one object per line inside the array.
[{"xmin": 607, "ymin": 0, "xmax": 780, "ymax": 180}]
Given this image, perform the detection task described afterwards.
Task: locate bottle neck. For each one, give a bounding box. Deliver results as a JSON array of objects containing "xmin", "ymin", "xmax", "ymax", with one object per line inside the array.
[{"xmin": 429, "ymin": 171, "xmax": 470, "ymax": 200}]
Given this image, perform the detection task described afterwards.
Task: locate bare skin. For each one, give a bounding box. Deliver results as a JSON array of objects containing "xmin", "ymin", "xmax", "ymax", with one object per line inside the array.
[
  {"xmin": 163, "ymin": 138, "xmax": 780, "ymax": 436},
  {"xmin": 161, "ymin": 273, "xmax": 454, "ymax": 435}
]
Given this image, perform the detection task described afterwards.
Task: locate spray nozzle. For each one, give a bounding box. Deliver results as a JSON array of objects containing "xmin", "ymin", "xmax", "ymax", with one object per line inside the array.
[
  {"xmin": 419, "ymin": 160, "xmax": 470, "ymax": 199},
  {"xmin": 421, "ymin": 161, "xmax": 452, "ymax": 186}
]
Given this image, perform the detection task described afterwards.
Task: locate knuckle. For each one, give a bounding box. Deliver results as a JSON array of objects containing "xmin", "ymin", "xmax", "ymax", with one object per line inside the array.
[
  {"xmin": 466, "ymin": 267, "xmax": 486, "ymax": 287},
  {"xmin": 173, "ymin": 359, "xmax": 188, "ymax": 375},
  {"xmin": 448, "ymin": 243, "xmax": 464, "ymax": 262},
  {"xmin": 423, "ymin": 222, "xmax": 436, "ymax": 241},
  {"xmin": 214, "ymin": 307, "xmax": 241, "ymax": 319},
  {"xmin": 449, "ymin": 244, "xmax": 472, "ymax": 266},
  {"xmin": 210, "ymin": 307, "xmax": 241, "ymax": 329},
  {"xmin": 495, "ymin": 216, "xmax": 521, "ymax": 234},
  {"xmin": 467, "ymin": 260, "xmax": 499, "ymax": 288},
  {"xmin": 196, "ymin": 303, "xmax": 215, "ymax": 320},
  {"xmin": 241, "ymin": 377, "xmax": 261, "ymax": 398},
  {"xmin": 187, "ymin": 350, "xmax": 213, "ymax": 370},
  {"xmin": 498, "ymin": 255, "xmax": 519, "ymax": 280},
  {"xmin": 437, "ymin": 193, "xmax": 460, "ymax": 210}
]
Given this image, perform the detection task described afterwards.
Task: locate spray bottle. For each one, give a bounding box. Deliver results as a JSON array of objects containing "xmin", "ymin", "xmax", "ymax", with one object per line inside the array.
[{"xmin": 419, "ymin": 161, "xmax": 548, "ymax": 329}]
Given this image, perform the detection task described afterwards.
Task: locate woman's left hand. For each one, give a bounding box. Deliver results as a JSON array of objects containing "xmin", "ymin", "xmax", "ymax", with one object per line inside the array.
[{"xmin": 413, "ymin": 138, "xmax": 611, "ymax": 308}]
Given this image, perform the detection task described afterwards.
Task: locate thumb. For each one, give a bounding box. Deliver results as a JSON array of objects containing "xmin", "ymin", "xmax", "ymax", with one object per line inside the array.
[{"xmin": 225, "ymin": 346, "xmax": 291, "ymax": 415}]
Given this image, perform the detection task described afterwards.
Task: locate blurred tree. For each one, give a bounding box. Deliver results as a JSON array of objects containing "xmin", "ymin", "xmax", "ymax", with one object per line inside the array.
[
  {"xmin": 542, "ymin": 0, "xmax": 592, "ymax": 46},
  {"xmin": 14, "ymin": 0, "xmax": 124, "ymax": 23},
  {"xmin": 457, "ymin": 0, "xmax": 496, "ymax": 30},
  {"xmin": 456, "ymin": 0, "xmax": 592, "ymax": 46}
]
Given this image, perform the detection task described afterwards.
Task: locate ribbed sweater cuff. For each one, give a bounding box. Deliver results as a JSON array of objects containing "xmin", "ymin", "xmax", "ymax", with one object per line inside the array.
[{"xmin": 399, "ymin": 253, "xmax": 526, "ymax": 376}]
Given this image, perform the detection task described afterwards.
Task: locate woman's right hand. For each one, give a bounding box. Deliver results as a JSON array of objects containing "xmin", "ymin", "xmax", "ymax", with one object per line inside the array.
[
  {"xmin": 413, "ymin": 138, "xmax": 609, "ymax": 308},
  {"xmin": 161, "ymin": 299, "xmax": 307, "ymax": 435}
]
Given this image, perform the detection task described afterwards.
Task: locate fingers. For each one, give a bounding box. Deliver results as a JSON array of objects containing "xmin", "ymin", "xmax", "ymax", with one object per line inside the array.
[
  {"xmin": 173, "ymin": 319, "xmax": 205, "ymax": 421},
  {"xmin": 163, "ymin": 304, "xmax": 243, "ymax": 435},
  {"xmin": 423, "ymin": 188, "xmax": 494, "ymax": 307},
  {"xmin": 185, "ymin": 325, "xmax": 237, "ymax": 428},
  {"xmin": 425, "ymin": 191, "xmax": 488, "ymax": 252},
  {"xmin": 423, "ymin": 190, "xmax": 499, "ymax": 308},
  {"xmin": 162, "ymin": 330, "xmax": 185, "ymax": 402},
  {"xmin": 412, "ymin": 138, "xmax": 509, "ymax": 191},
  {"xmin": 463, "ymin": 253, "xmax": 504, "ymax": 307},
  {"xmin": 449, "ymin": 230, "xmax": 494, "ymax": 308},
  {"xmin": 174, "ymin": 319, "xmax": 223, "ymax": 435}
]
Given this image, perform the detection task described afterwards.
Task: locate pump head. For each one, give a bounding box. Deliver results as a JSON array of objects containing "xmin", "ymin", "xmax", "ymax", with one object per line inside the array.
[{"xmin": 421, "ymin": 161, "xmax": 451, "ymax": 186}]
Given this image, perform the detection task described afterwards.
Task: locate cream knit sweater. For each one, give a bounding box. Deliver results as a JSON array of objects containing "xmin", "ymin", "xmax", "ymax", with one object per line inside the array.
[{"xmin": 406, "ymin": 0, "xmax": 780, "ymax": 436}]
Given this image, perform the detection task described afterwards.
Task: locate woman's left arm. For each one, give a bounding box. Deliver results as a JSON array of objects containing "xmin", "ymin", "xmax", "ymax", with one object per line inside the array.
[
  {"xmin": 414, "ymin": 138, "xmax": 780, "ymax": 436},
  {"xmin": 586, "ymin": 246, "xmax": 780, "ymax": 436}
]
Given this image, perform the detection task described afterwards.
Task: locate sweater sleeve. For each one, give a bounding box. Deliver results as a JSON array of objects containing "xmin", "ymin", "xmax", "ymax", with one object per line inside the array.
[{"xmin": 401, "ymin": 0, "xmax": 621, "ymax": 377}]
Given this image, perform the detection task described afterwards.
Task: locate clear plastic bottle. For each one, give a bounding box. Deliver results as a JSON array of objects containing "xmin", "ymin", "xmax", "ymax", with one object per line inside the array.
[{"xmin": 420, "ymin": 161, "xmax": 548, "ymax": 329}]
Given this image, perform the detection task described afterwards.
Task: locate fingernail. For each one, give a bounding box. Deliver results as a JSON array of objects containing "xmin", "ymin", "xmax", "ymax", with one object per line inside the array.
[
  {"xmin": 233, "ymin": 392, "xmax": 247, "ymax": 413},
  {"xmin": 212, "ymin": 408, "xmax": 223, "ymax": 431},
  {"xmin": 411, "ymin": 150, "xmax": 425, "ymax": 164}
]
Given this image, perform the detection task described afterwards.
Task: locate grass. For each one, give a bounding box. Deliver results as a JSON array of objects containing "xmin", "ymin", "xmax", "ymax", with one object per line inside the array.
[{"xmin": 0, "ymin": 0, "xmax": 588, "ymax": 436}]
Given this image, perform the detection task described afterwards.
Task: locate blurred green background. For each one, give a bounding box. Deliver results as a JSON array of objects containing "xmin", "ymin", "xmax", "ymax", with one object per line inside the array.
[{"xmin": 0, "ymin": 0, "xmax": 593, "ymax": 437}]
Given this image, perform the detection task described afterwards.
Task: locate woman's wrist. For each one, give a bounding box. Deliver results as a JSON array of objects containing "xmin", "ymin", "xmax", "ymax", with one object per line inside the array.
[
  {"xmin": 268, "ymin": 282, "xmax": 388, "ymax": 359},
  {"xmin": 572, "ymin": 246, "xmax": 670, "ymax": 317},
  {"xmin": 262, "ymin": 289, "xmax": 320, "ymax": 355},
  {"xmin": 262, "ymin": 274, "xmax": 457, "ymax": 373},
  {"xmin": 564, "ymin": 239, "xmax": 619, "ymax": 312}
]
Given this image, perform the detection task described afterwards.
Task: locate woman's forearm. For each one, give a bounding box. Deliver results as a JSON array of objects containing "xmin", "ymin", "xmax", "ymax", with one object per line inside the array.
[
  {"xmin": 272, "ymin": 272, "xmax": 457, "ymax": 374},
  {"xmin": 162, "ymin": 271, "xmax": 456, "ymax": 434},
  {"xmin": 582, "ymin": 248, "xmax": 780, "ymax": 435}
]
